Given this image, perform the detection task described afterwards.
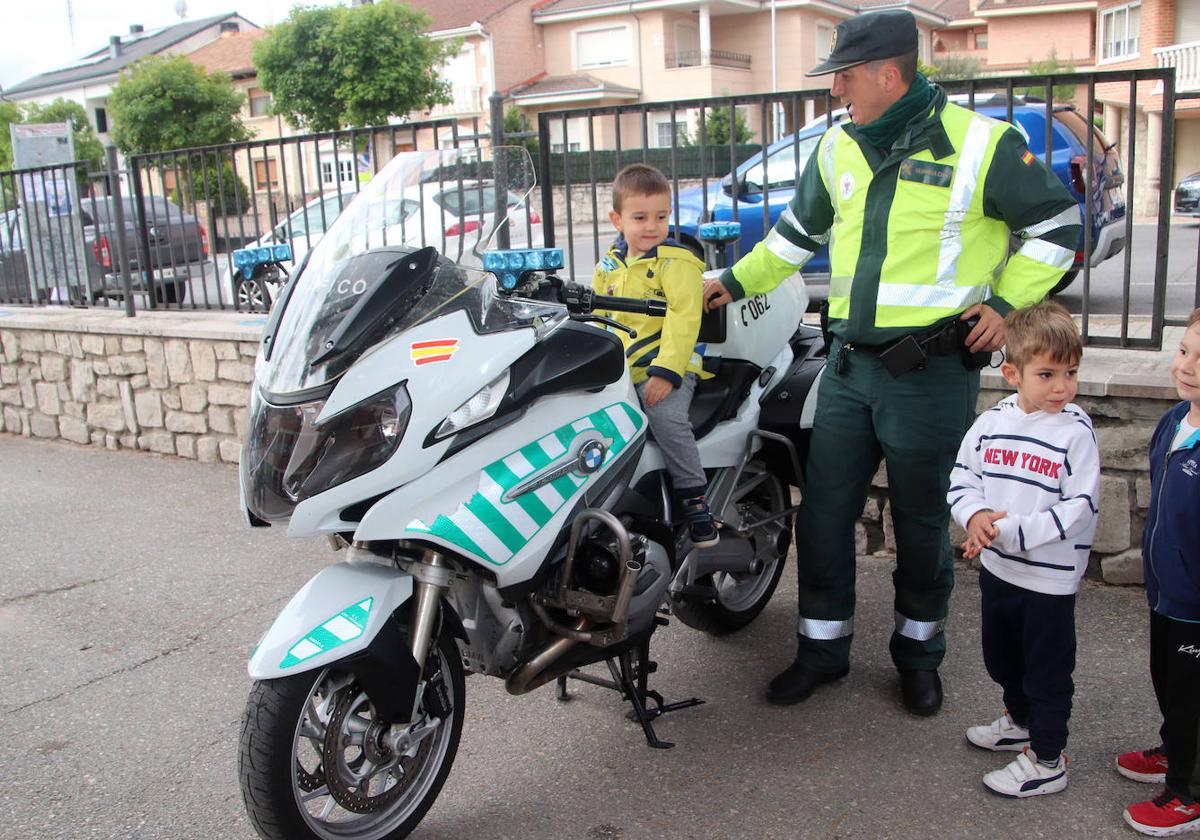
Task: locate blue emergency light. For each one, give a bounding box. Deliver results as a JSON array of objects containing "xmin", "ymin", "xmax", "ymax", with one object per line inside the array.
[
  {"xmin": 698, "ymin": 221, "xmax": 742, "ymax": 243},
  {"xmin": 483, "ymin": 247, "xmax": 565, "ymax": 290},
  {"xmin": 232, "ymin": 243, "xmax": 293, "ymax": 279}
]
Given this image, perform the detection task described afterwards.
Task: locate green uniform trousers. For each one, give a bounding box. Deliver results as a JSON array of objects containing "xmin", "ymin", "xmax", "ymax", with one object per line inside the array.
[{"xmin": 794, "ymin": 339, "xmax": 979, "ymax": 673}]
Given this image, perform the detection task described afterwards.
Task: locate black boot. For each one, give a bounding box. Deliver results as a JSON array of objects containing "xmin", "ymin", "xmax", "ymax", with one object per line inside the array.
[
  {"xmin": 766, "ymin": 658, "xmax": 849, "ymax": 706},
  {"xmin": 900, "ymin": 669, "xmax": 943, "ymax": 716}
]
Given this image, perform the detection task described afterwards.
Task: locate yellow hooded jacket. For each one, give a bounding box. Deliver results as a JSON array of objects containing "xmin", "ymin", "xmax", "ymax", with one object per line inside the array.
[{"xmin": 591, "ymin": 238, "xmax": 711, "ymax": 387}]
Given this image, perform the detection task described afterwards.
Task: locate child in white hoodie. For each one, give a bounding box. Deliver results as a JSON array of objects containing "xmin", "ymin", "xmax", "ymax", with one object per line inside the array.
[{"xmin": 948, "ymin": 300, "xmax": 1100, "ymax": 800}]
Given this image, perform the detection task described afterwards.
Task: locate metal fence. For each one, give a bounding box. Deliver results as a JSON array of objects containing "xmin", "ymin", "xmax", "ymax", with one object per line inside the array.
[
  {"xmin": 1, "ymin": 70, "xmax": 1197, "ymax": 350},
  {"xmin": 536, "ymin": 68, "xmax": 1200, "ymax": 350}
]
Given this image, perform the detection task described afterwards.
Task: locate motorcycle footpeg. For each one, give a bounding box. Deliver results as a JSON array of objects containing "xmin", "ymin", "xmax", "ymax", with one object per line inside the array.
[{"xmin": 677, "ymin": 582, "xmax": 718, "ymax": 603}]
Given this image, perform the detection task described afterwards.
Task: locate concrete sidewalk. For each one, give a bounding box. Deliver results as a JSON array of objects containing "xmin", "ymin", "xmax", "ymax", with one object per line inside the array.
[{"xmin": 0, "ymin": 435, "xmax": 1163, "ymax": 839}]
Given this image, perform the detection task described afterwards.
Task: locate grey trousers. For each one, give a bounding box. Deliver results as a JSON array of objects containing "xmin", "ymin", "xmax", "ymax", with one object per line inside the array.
[{"xmin": 637, "ymin": 373, "xmax": 705, "ymax": 493}]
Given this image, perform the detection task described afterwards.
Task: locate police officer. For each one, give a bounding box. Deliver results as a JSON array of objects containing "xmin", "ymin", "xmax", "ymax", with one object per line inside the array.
[{"xmin": 704, "ymin": 9, "xmax": 1080, "ymax": 715}]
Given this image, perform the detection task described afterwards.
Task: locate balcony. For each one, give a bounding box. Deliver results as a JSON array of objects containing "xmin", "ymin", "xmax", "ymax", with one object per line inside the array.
[
  {"xmin": 427, "ymin": 85, "xmax": 484, "ymax": 118},
  {"xmin": 1154, "ymin": 40, "xmax": 1200, "ymax": 92},
  {"xmin": 665, "ymin": 49, "xmax": 751, "ymax": 70}
]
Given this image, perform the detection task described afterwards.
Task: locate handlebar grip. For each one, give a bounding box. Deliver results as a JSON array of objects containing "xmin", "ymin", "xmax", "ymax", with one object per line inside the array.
[{"xmin": 593, "ymin": 294, "xmax": 667, "ymax": 317}]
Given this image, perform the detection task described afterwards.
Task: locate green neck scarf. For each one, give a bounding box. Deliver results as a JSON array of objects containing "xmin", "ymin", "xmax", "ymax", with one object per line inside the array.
[{"xmin": 854, "ymin": 73, "xmax": 934, "ymax": 152}]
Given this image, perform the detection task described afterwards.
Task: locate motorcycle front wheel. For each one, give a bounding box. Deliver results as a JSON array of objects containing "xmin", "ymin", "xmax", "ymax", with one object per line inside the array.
[
  {"xmin": 238, "ymin": 625, "xmax": 464, "ymax": 840},
  {"xmin": 671, "ymin": 462, "xmax": 791, "ymax": 635}
]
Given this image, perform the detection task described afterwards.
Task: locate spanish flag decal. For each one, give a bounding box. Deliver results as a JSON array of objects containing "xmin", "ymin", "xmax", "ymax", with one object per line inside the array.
[
  {"xmin": 411, "ymin": 339, "xmax": 459, "ymax": 366},
  {"xmin": 1021, "ymin": 150, "xmax": 1035, "ymax": 166}
]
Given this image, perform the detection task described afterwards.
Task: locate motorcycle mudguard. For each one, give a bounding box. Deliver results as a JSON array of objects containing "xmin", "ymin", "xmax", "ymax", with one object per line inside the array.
[{"xmin": 248, "ymin": 562, "xmax": 416, "ymax": 682}]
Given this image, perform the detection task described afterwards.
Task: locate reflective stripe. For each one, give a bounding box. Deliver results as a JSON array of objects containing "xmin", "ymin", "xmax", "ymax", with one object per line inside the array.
[
  {"xmin": 1019, "ymin": 205, "xmax": 1080, "ymax": 239},
  {"xmin": 894, "ymin": 611, "xmax": 946, "ymax": 641},
  {"xmin": 765, "ymin": 228, "xmax": 814, "ymax": 264},
  {"xmin": 934, "ymin": 117, "xmax": 994, "ymax": 286},
  {"xmin": 828, "ymin": 275, "xmax": 854, "ymax": 298},
  {"xmin": 1015, "ymin": 238, "xmax": 1076, "ymax": 270},
  {"xmin": 876, "ymin": 282, "xmax": 987, "ymax": 310},
  {"xmin": 799, "ymin": 616, "xmax": 854, "ymax": 640},
  {"xmin": 781, "ymin": 205, "xmax": 830, "ymax": 244},
  {"xmin": 819, "ymin": 127, "xmax": 840, "ymax": 200}
]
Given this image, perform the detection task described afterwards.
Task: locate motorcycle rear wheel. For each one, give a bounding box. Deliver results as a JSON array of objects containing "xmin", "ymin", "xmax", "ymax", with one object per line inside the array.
[
  {"xmin": 671, "ymin": 463, "xmax": 791, "ymax": 635},
  {"xmin": 238, "ymin": 626, "xmax": 464, "ymax": 840}
]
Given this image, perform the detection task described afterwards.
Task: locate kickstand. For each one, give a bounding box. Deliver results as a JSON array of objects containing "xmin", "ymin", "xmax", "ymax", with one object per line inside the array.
[{"xmin": 559, "ymin": 634, "xmax": 704, "ymax": 749}]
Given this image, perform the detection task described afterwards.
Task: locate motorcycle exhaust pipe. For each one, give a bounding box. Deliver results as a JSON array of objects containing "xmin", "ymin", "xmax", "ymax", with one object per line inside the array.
[{"xmin": 505, "ymin": 616, "xmax": 591, "ymax": 696}]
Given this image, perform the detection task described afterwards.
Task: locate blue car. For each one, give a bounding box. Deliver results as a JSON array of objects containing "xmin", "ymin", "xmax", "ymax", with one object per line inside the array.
[{"xmin": 670, "ymin": 101, "xmax": 1126, "ymax": 297}]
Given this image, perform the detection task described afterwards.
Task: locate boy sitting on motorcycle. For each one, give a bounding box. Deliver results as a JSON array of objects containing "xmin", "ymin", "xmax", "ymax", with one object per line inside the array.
[{"xmin": 593, "ymin": 163, "xmax": 718, "ymax": 547}]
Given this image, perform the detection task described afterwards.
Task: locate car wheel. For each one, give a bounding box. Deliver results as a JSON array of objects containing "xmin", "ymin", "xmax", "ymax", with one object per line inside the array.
[
  {"xmin": 236, "ymin": 277, "xmax": 272, "ymax": 311},
  {"xmin": 1048, "ymin": 270, "xmax": 1077, "ymax": 297}
]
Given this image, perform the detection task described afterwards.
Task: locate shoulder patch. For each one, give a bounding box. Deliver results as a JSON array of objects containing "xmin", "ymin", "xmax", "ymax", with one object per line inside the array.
[{"xmin": 1021, "ymin": 150, "xmax": 1035, "ymax": 166}]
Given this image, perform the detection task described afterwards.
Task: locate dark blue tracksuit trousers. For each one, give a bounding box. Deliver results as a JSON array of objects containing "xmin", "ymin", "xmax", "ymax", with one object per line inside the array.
[{"xmin": 980, "ymin": 567, "xmax": 1077, "ymax": 759}]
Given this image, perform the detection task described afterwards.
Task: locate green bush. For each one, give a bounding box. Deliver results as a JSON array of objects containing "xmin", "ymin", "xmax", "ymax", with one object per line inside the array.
[{"xmin": 171, "ymin": 162, "xmax": 251, "ymax": 214}]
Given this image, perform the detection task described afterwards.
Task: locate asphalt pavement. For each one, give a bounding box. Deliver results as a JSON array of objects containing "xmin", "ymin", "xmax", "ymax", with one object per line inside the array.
[{"xmin": 0, "ymin": 435, "xmax": 1165, "ymax": 839}]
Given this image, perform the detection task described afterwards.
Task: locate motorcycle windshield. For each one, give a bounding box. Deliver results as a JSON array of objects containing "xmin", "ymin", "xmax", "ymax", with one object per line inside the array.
[{"xmin": 261, "ymin": 147, "xmax": 543, "ymax": 396}]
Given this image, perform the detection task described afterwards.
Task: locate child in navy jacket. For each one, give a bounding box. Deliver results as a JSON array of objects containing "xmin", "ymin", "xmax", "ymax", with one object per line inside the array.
[{"xmin": 1117, "ymin": 307, "xmax": 1200, "ymax": 837}]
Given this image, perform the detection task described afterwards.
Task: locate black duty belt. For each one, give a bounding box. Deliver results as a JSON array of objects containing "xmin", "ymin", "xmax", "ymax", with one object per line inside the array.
[{"xmin": 833, "ymin": 318, "xmax": 988, "ymax": 377}]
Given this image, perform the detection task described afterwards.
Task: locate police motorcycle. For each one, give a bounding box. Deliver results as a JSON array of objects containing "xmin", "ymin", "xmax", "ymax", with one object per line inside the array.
[{"xmin": 236, "ymin": 146, "xmax": 826, "ymax": 840}]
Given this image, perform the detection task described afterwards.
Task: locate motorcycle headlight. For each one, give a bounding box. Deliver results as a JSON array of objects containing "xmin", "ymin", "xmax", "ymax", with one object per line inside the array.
[
  {"xmin": 435, "ymin": 370, "xmax": 510, "ymax": 440},
  {"xmin": 241, "ymin": 383, "xmax": 412, "ymax": 520},
  {"xmin": 285, "ymin": 383, "xmax": 412, "ymax": 500}
]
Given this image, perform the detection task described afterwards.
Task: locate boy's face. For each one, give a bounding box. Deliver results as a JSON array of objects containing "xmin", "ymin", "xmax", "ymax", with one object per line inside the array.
[
  {"xmin": 1171, "ymin": 323, "xmax": 1200, "ymax": 405},
  {"xmin": 1001, "ymin": 351, "xmax": 1079, "ymax": 415},
  {"xmin": 609, "ymin": 191, "xmax": 671, "ymax": 258}
]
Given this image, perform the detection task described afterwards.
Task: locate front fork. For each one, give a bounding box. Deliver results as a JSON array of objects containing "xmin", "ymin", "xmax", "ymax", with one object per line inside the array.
[{"xmin": 406, "ymin": 549, "xmax": 451, "ymax": 672}]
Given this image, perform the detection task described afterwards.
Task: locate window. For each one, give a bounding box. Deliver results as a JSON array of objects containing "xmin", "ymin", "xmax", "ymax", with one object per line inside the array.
[
  {"xmin": 974, "ymin": 29, "xmax": 988, "ymax": 50},
  {"xmin": 576, "ymin": 26, "xmax": 630, "ymax": 68},
  {"xmin": 248, "ymin": 88, "xmax": 272, "ymax": 118},
  {"xmin": 816, "ymin": 23, "xmax": 834, "ymax": 62},
  {"xmin": 656, "ymin": 121, "xmax": 688, "ymax": 148},
  {"xmin": 550, "ymin": 142, "xmax": 582, "ymax": 152},
  {"xmin": 1102, "ymin": 3, "xmax": 1140, "ymax": 61},
  {"xmin": 742, "ymin": 134, "xmax": 822, "ymax": 195},
  {"xmin": 320, "ymin": 159, "xmax": 355, "ymax": 186},
  {"xmin": 94, "ymin": 107, "xmax": 108, "ymax": 134},
  {"xmin": 254, "ymin": 159, "xmax": 279, "ymax": 190}
]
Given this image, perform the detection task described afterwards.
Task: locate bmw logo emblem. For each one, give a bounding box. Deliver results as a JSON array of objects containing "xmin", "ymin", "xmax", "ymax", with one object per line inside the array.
[{"xmin": 576, "ymin": 439, "xmax": 607, "ymax": 474}]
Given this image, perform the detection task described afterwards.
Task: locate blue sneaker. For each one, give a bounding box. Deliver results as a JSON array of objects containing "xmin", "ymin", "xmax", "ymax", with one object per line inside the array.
[{"xmin": 683, "ymin": 496, "xmax": 719, "ymax": 548}]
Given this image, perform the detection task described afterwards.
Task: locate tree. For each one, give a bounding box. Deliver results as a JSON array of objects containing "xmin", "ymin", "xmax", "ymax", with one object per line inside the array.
[
  {"xmin": 1019, "ymin": 50, "xmax": 1077, "ymax": 103},
  {"xmin": 23, "ymin": 98, "xmax": 104, "ymax": 171},
  {"xmin": 923, "ymin": 55, "xmax": 983, "ymax": 82},
  {"xmin": 254, "ymin": 1, "xmax": 457, "ymax": 132},
  {"xmin": 107, "ymin": 55, "xmax": 250, "ymax": 156},
  {"xmin": 694, "ymin": 105, "xmax": 753, "ymax": 146},
  {"xmin": 503, "ymin": 106, "xmax": 538, "ymax": 160},
  {"xmin": 0, "ymin": 101, "xmax": 21, "ymax": 172}
]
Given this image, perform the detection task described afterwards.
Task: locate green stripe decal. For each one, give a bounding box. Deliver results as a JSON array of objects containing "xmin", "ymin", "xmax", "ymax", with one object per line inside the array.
[
  {"xmin": 404, "ymin": 402, "xmax": 644, "ymax": 565},
  {"xmin": 279, "ymin": 597, "xmax": 374, "ymax": 669},
  {"xmin": 465, "ymin": 495, "xmax": 527, "ymax": 553}
]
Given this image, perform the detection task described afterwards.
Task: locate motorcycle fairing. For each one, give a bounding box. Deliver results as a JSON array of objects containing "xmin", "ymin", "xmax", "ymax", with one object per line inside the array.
[
  {"xmin": 248, "ymin": 560, "xmax": 415, "ymax": 680},
  {"xmin": 285, "ymin": 310, "xmax": 535, "ymax": 537},
  {"xmin": 355, "ymin": 384, "xmax": 645, "ymax": 587}
]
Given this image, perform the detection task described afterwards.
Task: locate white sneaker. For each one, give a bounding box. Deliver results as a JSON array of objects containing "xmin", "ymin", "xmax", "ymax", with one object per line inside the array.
[
  {"xmin": 967, "ymin": 711, "xmax": 1032, "ymax": 752},
  {"xmin": 983, "ymin": 749, "xmax": 1068, "ymax": 798}
]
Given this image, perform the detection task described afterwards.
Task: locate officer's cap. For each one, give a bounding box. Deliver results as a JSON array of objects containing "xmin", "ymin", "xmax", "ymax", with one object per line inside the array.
[{"xmin": 806, "ymin": 10, "xmax": 919, "ymax": 76}]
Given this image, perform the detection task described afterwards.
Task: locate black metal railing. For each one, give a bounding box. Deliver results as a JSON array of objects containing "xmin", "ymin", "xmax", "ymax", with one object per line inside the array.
[
  {"xmin": 665, "ymin": 49, "xmax": 752, "ymax": 70},
  {"xmin": 536, "ymin": 68, "xmax": 1198, "ymax": 349},
  {"xmin": 1, "ymin": 73, "xmax": 1196, "ymax": 350}
]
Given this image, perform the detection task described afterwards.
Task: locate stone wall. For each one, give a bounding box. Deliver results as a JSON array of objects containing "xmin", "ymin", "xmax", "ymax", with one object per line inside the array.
[
  {"xmin": 0, "ymin": 311, "xmax": 257, "ymax": 464},
  {"xmin": 0, "ymin": 308, "xmax": 1180, "ymax": 587},
  {"xmin": 853, "ymin": 377, "xmax": 1176, "ymax": 586}
]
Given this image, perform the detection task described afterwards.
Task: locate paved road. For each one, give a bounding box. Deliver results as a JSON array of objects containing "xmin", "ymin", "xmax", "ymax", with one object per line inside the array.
[{"xmin": 0, "ymin": 435, "xmax": 1164, "ymax": 839}]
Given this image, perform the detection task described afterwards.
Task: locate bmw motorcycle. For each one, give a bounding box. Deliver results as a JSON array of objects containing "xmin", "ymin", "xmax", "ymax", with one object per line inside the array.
[{"xmin": 237, "ymin": 147, "xmax": 825, "ymax": 840}]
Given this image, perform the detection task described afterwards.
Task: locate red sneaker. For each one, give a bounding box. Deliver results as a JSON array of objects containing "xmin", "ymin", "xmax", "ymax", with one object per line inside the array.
[
  {"xmin": 1118, "ymin": 746, "xmax": 1170, "ymax": 783},
  {"xmin": 1124, "ymin": 790, "xmax": 1200, "ymax": 837}
]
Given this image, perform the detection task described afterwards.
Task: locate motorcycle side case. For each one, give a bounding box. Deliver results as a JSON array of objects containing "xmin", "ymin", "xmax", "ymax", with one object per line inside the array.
[
  {"xmin": 757, "ymin": 325, "xmax": 827, "ymax": 487},
  {"xmin": 248, "ymin": 561, "xmax": 416, "ymax": 682}
]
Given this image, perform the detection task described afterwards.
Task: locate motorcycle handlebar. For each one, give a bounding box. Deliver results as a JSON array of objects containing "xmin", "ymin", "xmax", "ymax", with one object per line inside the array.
[{"xmin": 592, "ymin": 294, "xmax": 667, "ymax": 317}]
